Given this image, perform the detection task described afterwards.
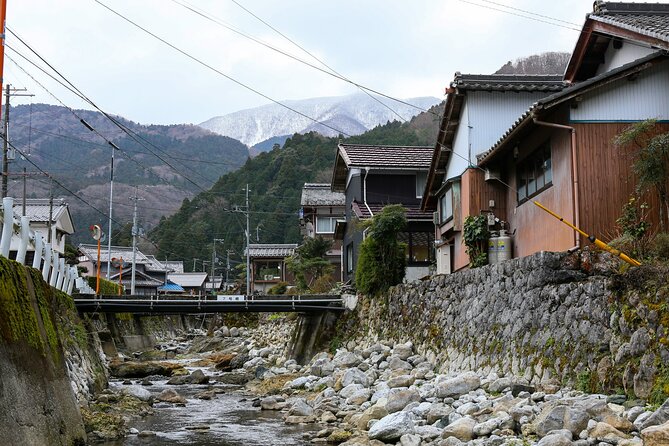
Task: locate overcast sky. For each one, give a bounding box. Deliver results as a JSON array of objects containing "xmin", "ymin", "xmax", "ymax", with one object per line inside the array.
[{"xmin": 6, "ymin": 1, "xmax": 611, "ymax": 125}]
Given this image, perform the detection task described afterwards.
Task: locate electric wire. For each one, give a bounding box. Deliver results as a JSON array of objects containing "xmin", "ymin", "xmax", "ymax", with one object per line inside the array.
[
  {"xmin": 91, "ymin": 0, "xmax": 353, "ymax": 138},
  {"xmin": 175, "ymin": 0, "xmax": 408, "ymax": 122},
  {"xmin": 5, "ymin": 34, "xmax": 217, "ymax": 192}
]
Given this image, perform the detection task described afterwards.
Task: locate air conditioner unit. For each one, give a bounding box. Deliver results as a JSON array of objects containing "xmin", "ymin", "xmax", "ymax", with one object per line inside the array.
[
  {"xmin": 433, "ymin": 211, "xmax": 439, "ymax": 225},
  {"xmin": 484, "ymin": 169, "xmax": 501, "ymax": 182}
]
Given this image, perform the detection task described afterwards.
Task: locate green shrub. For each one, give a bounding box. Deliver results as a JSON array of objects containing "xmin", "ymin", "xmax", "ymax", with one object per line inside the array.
[
  {"xmin": 86, "ymin": 276, "xmax": 123, "ymax": 295},
  {"xmin": 651, "ymin": 232, "xmax": 669, "ymax": 260},
  {"xmin": 463, "ymin": 215, "xmax": 490, "ymax": 268},
  {"xmin": 355, "ymin": 205, "xmax": 407, "ymax": 296},
  {"xmin": 267, "ymin": 281, "xmax": 288, "ymax": 295}
]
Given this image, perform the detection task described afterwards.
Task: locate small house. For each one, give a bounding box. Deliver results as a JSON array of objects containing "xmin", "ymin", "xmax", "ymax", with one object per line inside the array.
[{"xmin": 247, "ymin": 243, "xmax": 297, "ymax": 293}]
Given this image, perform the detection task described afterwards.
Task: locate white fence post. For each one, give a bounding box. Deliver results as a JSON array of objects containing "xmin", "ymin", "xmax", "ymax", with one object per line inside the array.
[
  {"xmin": 16, "ymin": 216, "xmax": 30, "ymax": 265},
  {"xmin": 0, "ymin": 197, "xmax": 14, "ymax": 258},
  {"xmin": 56, "ymin": 257, "xmax": 66, "ymax": 290},
  {"xmin": 67, "ymin": 267, "xmax": 76, "ymax": 295},
  {"xmin": 49, "ymin": 251, "xmax": 59, "ymax": 287},
  {"xmin": 42, "ymin": 243, "xmax": 52, "ymax": 281},
  {"xmin": 32, "ymin": 236, "xmax": 43, "ymax": 269}
]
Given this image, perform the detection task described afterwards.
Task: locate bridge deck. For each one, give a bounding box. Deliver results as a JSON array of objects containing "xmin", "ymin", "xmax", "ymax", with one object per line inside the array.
[{"xmin": 73, "ymin": 294, "xmax": 345, "ymax": 314}]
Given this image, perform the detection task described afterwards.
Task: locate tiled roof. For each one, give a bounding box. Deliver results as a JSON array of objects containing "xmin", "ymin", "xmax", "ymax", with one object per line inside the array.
[
  {"xmin": 352, "ymin": 201, "xmax": 433, "ymax": 221},
  {"xmin": 79, "ymin": 244, "xmax": 154, "ymax": 265},
  {"xmin": 163, "ymin": 261, "xmax": 184, "ymax": 273},
  {"xmin": 301, "ymin": 183, "xmax": 345, "ymax": 206},
  {"xmin": 338, "ymin": 144, "xmax": 433, "ymax": 169},
  {"xmin": 478, "ymin": 52, "xmax": 666, "ymax": 165},
  {"xmin": 590, "ymin": 1, "xmax": 669, "ymax": 42},
  {"xmin": 247, "ymin": 243, "xmax": 297, "ymax": 258},
  {"xmin": 12, "ymin": 198, "xmax": 68, "ymax": 222},
  {"xmin": 451, "ymin": 73, "xmax": 566, "ymax": 92},
  {"xmin": 168, "ymin": 272, "xmax": 208, "ymax": 288}
]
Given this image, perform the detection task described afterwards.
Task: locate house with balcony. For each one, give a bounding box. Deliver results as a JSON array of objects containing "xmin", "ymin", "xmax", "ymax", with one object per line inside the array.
[
  {"xmin": 421, "ymin": 74, "xmax": 566, "ymax": 273},
  {"xmin": 331, "ymin": 143, "xmax": 435, "ymax": 283},
  {"xmin": 299, "ymin": 183, "xmax": 345, "ymax": 281}
]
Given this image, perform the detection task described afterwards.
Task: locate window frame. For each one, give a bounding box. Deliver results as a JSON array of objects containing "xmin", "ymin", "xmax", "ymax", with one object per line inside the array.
[
  {"xmin": 416, "ymin": 172, "xmax": 427, "ymax": 199},
  {"xmin": 315, "ymin": 216, "xmax": 337, "ymax": 234},
  {"xmin": 516, "ymin": 141, "xmax": 553, "ymax": 205},
  {"xmin": 440, "ymin": 187, "xmax": 454, "ymax": 224}
]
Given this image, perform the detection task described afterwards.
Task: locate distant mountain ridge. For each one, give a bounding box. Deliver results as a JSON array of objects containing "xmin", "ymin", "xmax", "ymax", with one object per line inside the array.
[{"xmin": 199, "ymin": 93, "xmax": 440, "ymax": 148}]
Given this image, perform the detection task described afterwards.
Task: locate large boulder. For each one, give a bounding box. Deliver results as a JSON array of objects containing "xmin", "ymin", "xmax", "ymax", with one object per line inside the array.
[
  {"xmin": 341, "ymin": 368, "xmax": 372, "ymax": 388},
  {"xmin": 333, "ymin": 351, "xmax": 361, "ymax": 368},
  {"xmin": 536, "ymin": 429, "xmax": 573, "ymax": 446},
  {"xmin": 358, "ymin": 405, "xmax": 390, "ymax": 430},
  {"xmin": 392, "ymin": 343, "xmax": 413, "ymax": 360},
  {"xmin": 641, "ymin": 420, "xmax": 669, "ymax": 446},
  {"xmin": 441, "ymin": 416, "xmax": 476, "ymax": 441},
  {"xmin": 435, "ymin": 372, "xmax": 480, "ymax": 398},
  {"xmin": 383, "ymin": 389, "xmax": 421, "ymax": 414},
  {"xmin": 109, "ymin": 360, "xmax": 181, "ymax": 378},
  {"xmin": 288, "ymin": 399, "xmax": 314, "ymax": 417},
  {"xmin": 640, "ymin": 398, "xmax": 669, "ymax": 430},
  {"xmin": 368, "ymin": 411, "xmax": 415, "ymax": 441},
  {"xmin": 119, "ymin": 385, "xmax": 152, "ymax": 402},
  {"xmin": 157, "ymin": 388, "xmax": 187, "ymax": 404}
]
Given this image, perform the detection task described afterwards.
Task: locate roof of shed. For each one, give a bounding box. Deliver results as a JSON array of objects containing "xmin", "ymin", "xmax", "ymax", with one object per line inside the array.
[
  {"xmin": 168, "ymin": 272, "xmax": 208, "ymax": 288},
  {"xmin": 247, "ymin": 244, "xmax": 298, "ymax": 258},
  {"xmin": 301, "ymin": 183, "xmax": 345, "ymax": 206}
]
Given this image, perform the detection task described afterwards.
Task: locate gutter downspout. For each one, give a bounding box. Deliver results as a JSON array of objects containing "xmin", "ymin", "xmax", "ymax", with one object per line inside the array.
[
  {"xmin": 532, "ymin": 118, "xmax": 580, "ymax": 249},
  {"xmin": 363, "ymin": 167, "xmax": 373, "ymax": 218}
]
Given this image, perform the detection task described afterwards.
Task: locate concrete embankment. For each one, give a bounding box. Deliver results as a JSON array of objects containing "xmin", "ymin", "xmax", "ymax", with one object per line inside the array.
[{"xmin": 0, "ymin": 256, "xmax": 106, "ymax": 445}]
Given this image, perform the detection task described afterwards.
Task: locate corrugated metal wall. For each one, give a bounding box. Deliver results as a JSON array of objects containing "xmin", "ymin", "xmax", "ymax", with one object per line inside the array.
[
  {"xmin": 595, "ymin": 42, "xmax": 655, "ymax": 76},
  {"xmin": 571, "ymin": 61, "xmax": 669, "ymax": 122}
]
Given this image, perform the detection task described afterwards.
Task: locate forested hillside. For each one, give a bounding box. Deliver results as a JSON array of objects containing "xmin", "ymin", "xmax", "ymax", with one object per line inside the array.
[
  {"xmin": 8, "ymin": 104, "xmax": 249, "ymax": 243},
  {"xmin": 150, "ymin": 102, "xmax": 444, "ymax": 270}
]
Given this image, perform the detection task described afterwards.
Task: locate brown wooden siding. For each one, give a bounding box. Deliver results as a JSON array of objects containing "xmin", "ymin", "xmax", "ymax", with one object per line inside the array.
[{"xmin": 573, "ymin": 122, "xmax": 668, "ymax": 242}]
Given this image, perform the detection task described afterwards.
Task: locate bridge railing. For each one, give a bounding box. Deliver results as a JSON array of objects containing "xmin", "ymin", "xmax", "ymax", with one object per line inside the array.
[{"xmin": 0, "ymin": 197, "xmax": 95, "ymax": 295}]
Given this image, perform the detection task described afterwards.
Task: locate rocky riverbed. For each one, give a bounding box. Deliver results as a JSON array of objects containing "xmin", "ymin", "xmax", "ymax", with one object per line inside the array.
[{"xmin": 89, "ymin": 318, "xmax": 669, "ymax": 446}]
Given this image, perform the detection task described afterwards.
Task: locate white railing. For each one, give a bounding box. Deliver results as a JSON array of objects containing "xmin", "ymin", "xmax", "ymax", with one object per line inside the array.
[{"xmin": 0, "ymin": 197, "xmax": 95, "ymax": 295}]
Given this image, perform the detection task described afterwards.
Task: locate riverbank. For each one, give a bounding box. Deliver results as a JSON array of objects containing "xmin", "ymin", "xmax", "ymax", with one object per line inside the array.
[{"xmin": 95, "ymin": 311, "xmax": 669, "ymax": 446}]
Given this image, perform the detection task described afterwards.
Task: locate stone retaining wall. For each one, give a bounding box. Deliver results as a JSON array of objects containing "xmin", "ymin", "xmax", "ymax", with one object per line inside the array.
[{"xmin": 344, "ymin": 250, "xmax": 669, "ymax": 400}]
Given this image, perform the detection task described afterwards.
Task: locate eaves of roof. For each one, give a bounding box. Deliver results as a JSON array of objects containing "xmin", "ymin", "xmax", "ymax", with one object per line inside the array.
[{"xmin": 478, "ymin": 51, "xmax": 667, "ymax": 166}]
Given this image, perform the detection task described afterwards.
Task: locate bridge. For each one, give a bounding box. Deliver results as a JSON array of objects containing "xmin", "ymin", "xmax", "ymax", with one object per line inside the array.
[{"xmin": 73, "ymin": 294, "xmax": 346, "ymax": 314}]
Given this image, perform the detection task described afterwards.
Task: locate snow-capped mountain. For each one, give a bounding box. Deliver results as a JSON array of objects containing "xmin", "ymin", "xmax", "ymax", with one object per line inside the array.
[{"xmin": 199, "ymin": 93, "xmax": 440, "ymax": 147}]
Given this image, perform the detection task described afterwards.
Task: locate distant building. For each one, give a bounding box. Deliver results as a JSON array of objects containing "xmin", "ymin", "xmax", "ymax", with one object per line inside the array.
[
  {"xmin": 168, "ymin": 272, "xmax": 208, "ymax": 295},
  {"xmin": 331, "ymin": 143, "xmax": 435, "ymax": 283},
  {"xmin": 299, "ymin": 183, "xmax": 345, "ymax": 281},
  {"xmin": 9, "ymin": 198, "xmax": 74, "ymax": 259},
  {"xmin": 246, "ymin": 243, "xmax": 297, "ymax": 293},
  {"xmin": 78, "ymin": 244, "xmax": 177, "ymax": 295}
]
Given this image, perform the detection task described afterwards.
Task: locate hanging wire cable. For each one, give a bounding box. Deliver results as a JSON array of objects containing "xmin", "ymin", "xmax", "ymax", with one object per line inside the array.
[{"xmin": 175, "ymin": 0, "xmax": 408, "ymax": 122}]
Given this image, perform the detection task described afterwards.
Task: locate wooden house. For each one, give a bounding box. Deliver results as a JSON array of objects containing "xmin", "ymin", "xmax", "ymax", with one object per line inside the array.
[
  {"xmin": 477, "ymin": 2, "xmax": 669, "ymax": 259},
  {"xmin": 9, "ymin": 198, "xmax": 74, "ymax": 259},
  {"xmin": 331, "ymin": 143, "xmax": 434, "ymax": 283},
  {"xmin": 299, "ymin": 183, "xmax": 346, "ymax": 281},
  {"xmin": 421, "ymin": 74, "xmax": 566, "ymax": 273}
]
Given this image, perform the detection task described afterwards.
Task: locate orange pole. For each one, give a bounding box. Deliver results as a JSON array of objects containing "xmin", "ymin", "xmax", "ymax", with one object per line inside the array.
[{"xmin": 96, "ymin": 238, "xmax": 101, "ymax": 294}]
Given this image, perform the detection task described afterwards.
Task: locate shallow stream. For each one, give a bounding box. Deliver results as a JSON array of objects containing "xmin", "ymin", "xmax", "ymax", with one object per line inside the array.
[{"xmin": 99, "ymin": 366, "xmax": 316, "ymax": 445}]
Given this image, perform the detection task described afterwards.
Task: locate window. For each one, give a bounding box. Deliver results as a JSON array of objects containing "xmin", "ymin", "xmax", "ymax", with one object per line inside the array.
[
  {"xmin": 440, "ymin": 187, "xmax": 453, "ymax": 223},
  {"xmin": 398, "ymin": 231, "xmax": 435, "ymax": 264},
  {"xmin": 316, "ymin": 216, "xmax": 337, "ymax": 234},
  {"xmin": 254, "ymin": 261, "xmax": 282, "ymax": 281},
  {"xmin": 416, "ymin": 172, "xmax": 427, "ymax": 198},
  {"xmin": 346, "ymin": 243, "xmax": 354, "ymax": 273},
  {"xmin": 517, "ymin": 142, "xmax": 552, "ymax": 204}
]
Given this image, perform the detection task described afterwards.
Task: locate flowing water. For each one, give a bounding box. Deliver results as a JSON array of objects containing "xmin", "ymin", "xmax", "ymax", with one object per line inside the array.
[{"xmin": 100, "ymin": 366, "xmax": 316, "ymax": 446}]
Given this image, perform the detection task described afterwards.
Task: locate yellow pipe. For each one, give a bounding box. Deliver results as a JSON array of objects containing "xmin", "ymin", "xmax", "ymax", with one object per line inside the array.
[{"xmin": 533, "ymin": 201, "xmax": 641, "ymax": 267}]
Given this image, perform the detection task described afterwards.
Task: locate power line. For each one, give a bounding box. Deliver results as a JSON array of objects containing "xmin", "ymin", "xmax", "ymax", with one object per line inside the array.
[
  {"xmin": 476, "ymin": 0, "xmax": 582, "ymax": 28},
  {"xmin": 91, "ymin": 0, "xmax": 353, "ymax": 138},
  {"xmin": 175, "ymin": 0, "xmax": 408, "ymax": 121},
  {"xmin": 5, "ymin": 34, "xmax": 215, "ymax": 192}
]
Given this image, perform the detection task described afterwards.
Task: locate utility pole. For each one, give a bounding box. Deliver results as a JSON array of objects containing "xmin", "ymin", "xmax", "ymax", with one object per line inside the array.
[
  {"xmin": 212, "ymin": 238, "xmax": 224, "ymax": 293},
  {"xmin": 106, "ymin": 141, "xmax": 119, "ymax": 279},
  {"xmin": 47, "ymin": 178, "xmax": 53, "ymax": 243},
  {"xmin": 130, "ymin": 187, "xmax": 144, "ymax": 295},
  {"xmin": 1, "ymin": 85, "xmax": 33, "ymax": 198},
  {"xmin": 245, "ymin": 184, "xmax": 251, "ymax": 296},
  {"xmin": 225, "ymin": 249, "xmax": 234, "ymax": 290}
]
